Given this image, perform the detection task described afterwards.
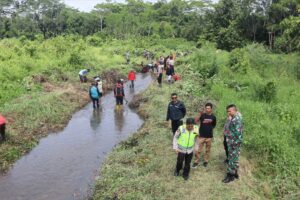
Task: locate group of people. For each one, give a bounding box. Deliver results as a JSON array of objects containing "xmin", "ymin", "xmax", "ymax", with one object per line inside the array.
[
  {"xmin": 81, "ymin": 67, "xmax": 137, "ymax": 110},
  {"xmin": 167, "ymin": 93, "xmax": 243, "ymax": 183},
  {"xmin": 89, "ymin": 76, "xmax": 103, "ymax": 109},
  {"xmin": 140, "ymin": 54, "xmax": 179, "ymax": 86}
]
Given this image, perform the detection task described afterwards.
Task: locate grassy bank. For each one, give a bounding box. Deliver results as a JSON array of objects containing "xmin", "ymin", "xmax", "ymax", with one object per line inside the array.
[
  {"xmin": 93, "ymin": 79, "xmax": 265, "ymax": 200},
  {"xmin": 0, "ymin": 36, "xmax": 194, "ymax": 172},
  {"xmin": 93, "ymin": 43, "xmax": 299, "ymax": 199}
]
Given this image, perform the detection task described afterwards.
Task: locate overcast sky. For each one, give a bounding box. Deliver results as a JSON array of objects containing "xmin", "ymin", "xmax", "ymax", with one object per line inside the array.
[{"xmin": 64, "ymin": 0, "xmax": 218, "ymax": 12}]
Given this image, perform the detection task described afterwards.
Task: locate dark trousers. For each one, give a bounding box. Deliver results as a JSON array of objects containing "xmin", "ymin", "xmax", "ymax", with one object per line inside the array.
[
  {"xmin": 157, "ymin": 73, "xmax": 162, "ymax": 84},
  {"xmin": 176, "ymin": 152, "xmax": 193, "ymax": 177},
  {"xmin": 79, "ymin": 75, "xmax": 87, "ymax": 83},
  {"xmin": 116, "ymin": 96, "xmax": 124, "ymax": 105},
  {"xmin": 0, "ymin": 124, "xmax": 6, "ymax": 141},
  {"xmin": 223, "ymin": 136, "xmax": 229, "ymax": 159},
  {"xmin": 171, "ymin": 120, "xmax": 182, "ymax": 135},
  {"xmin": 130, "ymin": 80, "xmax": 134, "ymax": 88},
  {"xmin": 92, "ymin": 98, "xmax": 99, "ymax": 108}
]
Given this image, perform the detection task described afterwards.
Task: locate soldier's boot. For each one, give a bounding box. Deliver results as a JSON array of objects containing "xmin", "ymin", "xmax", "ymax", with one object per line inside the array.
[
  {"xmin": 234, "ymin": 171, "xmax": 239, "ymax": 179},
  {"xmin": 222, "ymin": 173, "xmax": 235, "ymax": 183}
]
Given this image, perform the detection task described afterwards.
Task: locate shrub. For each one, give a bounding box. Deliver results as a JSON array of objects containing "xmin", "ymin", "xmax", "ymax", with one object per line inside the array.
[
  {"xmin": 256, "ymin": 81, "xmax": 277, "ymax": 103},
  {"xmin": 229, "ymin": 48, "xmax": 249, "ymax": 74}
]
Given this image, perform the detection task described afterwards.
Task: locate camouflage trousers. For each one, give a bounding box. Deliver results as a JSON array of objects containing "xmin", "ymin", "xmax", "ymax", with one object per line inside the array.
[{"xmin": 227, "ymin": 141, "xmax": 242, "ymax": 174}]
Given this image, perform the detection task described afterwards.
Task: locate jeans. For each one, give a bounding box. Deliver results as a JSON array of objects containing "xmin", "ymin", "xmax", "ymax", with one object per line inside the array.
[
  {"xmin": 130, "ymin": 80, "xmax": 134, "ymax": 88},
  {"xmin": 92, "ymin": 98, "xmax": 99, "ymax": 108},
  {"xmin": 116, "ymin": 96, "xmax": 124, "ymax": 105}
]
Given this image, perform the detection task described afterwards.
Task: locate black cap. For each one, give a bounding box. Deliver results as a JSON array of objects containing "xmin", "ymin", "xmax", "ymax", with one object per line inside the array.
[{"xmin": 186, "ymin": 118, "xmax": 195, "ymax": 125}]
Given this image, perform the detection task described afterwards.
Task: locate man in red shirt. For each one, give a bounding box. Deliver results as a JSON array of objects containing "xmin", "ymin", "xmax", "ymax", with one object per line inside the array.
[
  {"xmin": 0, "ymin": 114, "xmax": 7, "ymax": 141},
  {"xmin": 128, "ymin": 70, "xmax": 136, "ymax": 88}
]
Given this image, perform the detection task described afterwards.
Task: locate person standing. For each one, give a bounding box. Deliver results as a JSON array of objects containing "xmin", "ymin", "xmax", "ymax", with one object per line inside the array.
[
  {"xmin": 166, "ymin": 65, "xmax": 174, "ymax": 84},
  {"xmin": 89, "ymin": 82, "xmax": 101, "ymax": 109},
  {"xmin": 128, "ymin": 70, "xmax": 136, "ymax": 88},
  {"xmin": 125, "ymin": 52, "xmax": 130, "ymax": 64},
  {"xmin": 166, "ymin": 93, "xmax": 186, "ymax": 135},
  {"xmin": 223, "ymin": 113, "xmax": 231, "ymax": 164},
  {"xmin": 223, "ymin": 104, "xmax": 243, "ymax": 183},
  {"xmin": 0, "ymin": 114, "xmax": 7, "ymax": 141},
  {"xmin": 173, "ymin": 118, "xmax": 198, "ymax": 180},
  {"xmin": 168, "ymin": 56, "xmax": 175, "ymax": 74},
  {"xmin": 114, "ymin": 80, "xmax": 125, "ymax": 110},
  {"xmin": 94, "ymin": 76, "xmax": 103, "ymax": 103},
  {"xmin": 157, "ymin": 62, "xmax": 164, "ymax": 86},
  {"xmin": 79, "ymin": 69, "xmax": 90, "ymax": 83},
  {"xmin": 192, "ymin": 103, "xmax": 217, "ymax": 168}
]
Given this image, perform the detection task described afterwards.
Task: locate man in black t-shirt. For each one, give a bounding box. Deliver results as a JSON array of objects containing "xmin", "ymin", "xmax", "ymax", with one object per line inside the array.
[{"xmin": 192, "ymin": 103, "xmax": 217, "ymax": 168}]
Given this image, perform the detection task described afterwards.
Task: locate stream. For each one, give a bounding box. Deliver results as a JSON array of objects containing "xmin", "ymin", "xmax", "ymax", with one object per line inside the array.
[{"xmin": 0, "ymin": 73, "xmax": 153, "ymax": 200}]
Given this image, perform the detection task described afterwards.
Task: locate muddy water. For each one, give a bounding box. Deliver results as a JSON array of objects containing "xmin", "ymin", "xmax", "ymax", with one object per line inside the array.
[{"xmin": 0, "ymin": 74, "xmax": 152, "ymax": 200}]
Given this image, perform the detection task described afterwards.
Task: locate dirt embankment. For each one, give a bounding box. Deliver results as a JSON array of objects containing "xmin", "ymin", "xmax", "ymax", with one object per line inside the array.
[{"xmin": 128, "ymin": 94, "xmax": 149, "ymax": 119}]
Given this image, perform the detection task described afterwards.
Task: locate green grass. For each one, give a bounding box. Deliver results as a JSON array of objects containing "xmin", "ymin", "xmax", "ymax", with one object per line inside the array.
[
  {"xmin": 0, "ymin": 36, "xmax": 194, "ymax": 172},
  {"xmin": 93, "ymin": 81, "xmax": 266, "ymax": 200},
  {"xmin": 93, "ymin": 43, "xmax": 299, "ymax": 199}
]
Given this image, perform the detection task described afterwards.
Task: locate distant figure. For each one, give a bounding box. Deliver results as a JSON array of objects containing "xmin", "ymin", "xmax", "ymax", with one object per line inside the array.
[
  {"xmin": 79, "ymin": 69, "xmax": 90, "ymax": 83},
  {"xmin": 143, "ymin": 49, "xmax": 147, "ymax": 58},
  {"xmin": 193, "ymin": 103, "xmax": 217, "ymax": 168},
  {"xmin": 166, "ymin": 65, "xmax": 174, "ymax": 84},
  {"xmin": 157, "ymin": 62, "xmax": 164, "ymax": 86},
  {"xmin": 89, "ymin": 82, "xmax": 101, "ymax": 109},
  {"xmin": 94, "ymin": 76, "xmax": 103, "ymax": 102},
  {"xmin": 147, "ymin": 62, "xmax": 154, "ymax": 72},
  {"xmin": 173, "ymin": 118, "xmax": 198, "ymax": 180},
  {"xmin": 0, "ymin": 114, "xmax": 7, "ymax": 141},
  {"xmin": 166, "ymin": 93, "xmax": 186, "ymax": 135},
  {"xmin": 127, "ymin": 70, "xmax": 136, "ymax": 88},
  {"xmin": 125, "ymin": 52, "xmax": 130, "ymax": 64},
  {"xmin": 141, "ymin": 61, "xmax": 149, "ymax": 73},
  {"xmin": 223, "ymin": 104, "xmax": 243, "ymax": 183},
  {"xmin": 114, "ymin": 80, "xmax": 125, "ymax": 110},
  {"xmin": 168, "ymin": 56, "xmax": 175, "ymax": 70}
]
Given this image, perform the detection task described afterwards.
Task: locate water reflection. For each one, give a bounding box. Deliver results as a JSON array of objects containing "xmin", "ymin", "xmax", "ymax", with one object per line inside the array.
[
  {"xmin": 114, "ymin": 110, "xmax": 124, "ymax": 132},
  {"xmin": 129, "ymin": 87, "xmax": 135, "ymax": 94},
  {"xmin": 90, "ymin": 108, "xmax": 102, "ymax": 131}
]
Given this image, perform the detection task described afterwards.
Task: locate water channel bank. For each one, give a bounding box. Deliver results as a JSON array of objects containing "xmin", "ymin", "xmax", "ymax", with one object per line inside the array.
[{"xmin": 0, "ymin": 73, "xmax": 153, "ymax": 200}]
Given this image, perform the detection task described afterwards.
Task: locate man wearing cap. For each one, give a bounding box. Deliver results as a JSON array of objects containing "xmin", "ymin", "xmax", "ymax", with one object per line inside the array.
[{"xmin": 173, "ymin": 118, "xmax": 199, "ymax": 180}]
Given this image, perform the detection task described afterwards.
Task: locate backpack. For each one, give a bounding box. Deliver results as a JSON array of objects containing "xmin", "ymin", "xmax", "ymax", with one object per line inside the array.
[
  {"xmin": 115, "ymin": 84, "xmax": 123, "ymax": 97},
  {"xmin": 90, "ymin": 86, "xmax": 99, "ymax": 99}
]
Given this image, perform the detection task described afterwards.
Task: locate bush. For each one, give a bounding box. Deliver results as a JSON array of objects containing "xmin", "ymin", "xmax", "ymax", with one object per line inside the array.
[
  {"xmin": 229, "ymin": 48, "xmax": 249, "ymax": 74},
  {"xmin": 255, "ymin": 81, "xmax": 277, "ymax": 103}
]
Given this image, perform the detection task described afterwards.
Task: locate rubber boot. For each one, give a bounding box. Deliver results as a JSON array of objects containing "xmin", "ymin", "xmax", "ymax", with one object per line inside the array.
[{"xmin": 222, "ymin": 173, "xmax": 235, "ymax": 183}]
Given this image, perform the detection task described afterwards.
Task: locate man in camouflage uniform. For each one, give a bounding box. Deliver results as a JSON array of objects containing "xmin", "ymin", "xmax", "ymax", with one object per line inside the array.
[{"xmin": 223, "ymin": 104, "xmax": 243, "ymax": 183}]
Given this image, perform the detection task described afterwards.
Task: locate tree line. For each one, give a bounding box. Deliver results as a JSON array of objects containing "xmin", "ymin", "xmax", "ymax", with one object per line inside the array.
[{"xmin": 0, "ymin": 0, "xmax": 299, "ymax": 52}]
